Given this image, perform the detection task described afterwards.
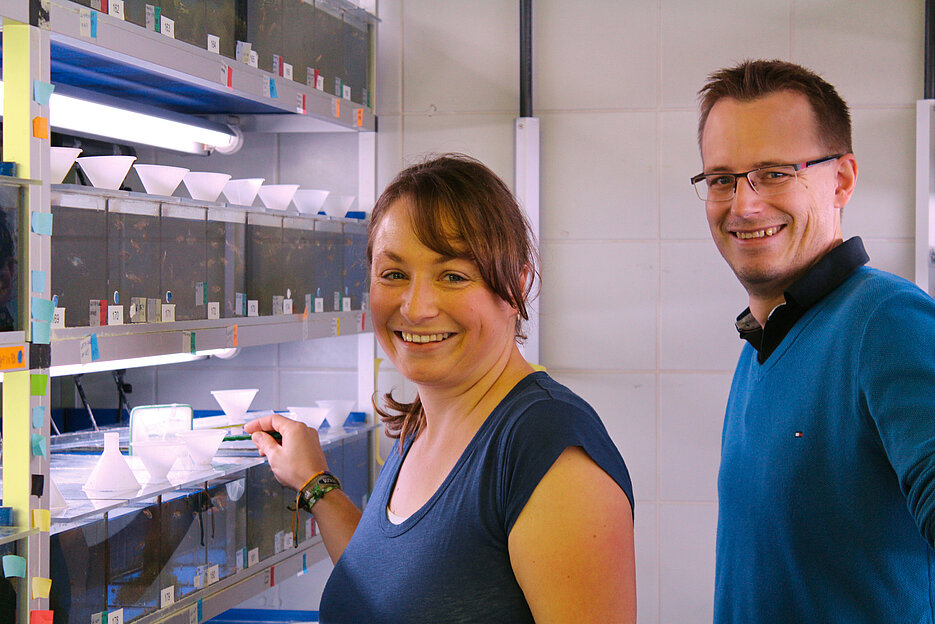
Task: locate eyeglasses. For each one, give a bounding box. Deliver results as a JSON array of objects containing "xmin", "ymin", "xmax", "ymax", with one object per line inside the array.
[{"xmin": 690, "ymin": 154, "xmax": 843, "ymax": 202}]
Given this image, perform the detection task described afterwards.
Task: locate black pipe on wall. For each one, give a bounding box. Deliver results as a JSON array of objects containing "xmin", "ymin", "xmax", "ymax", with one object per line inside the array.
[
  {"xmin": 927, "ymin": 0, "xmax": 935, "ymax": 98},
  {"xmin": 520, "ymin": 0, "xmax": 533, "ymax": 117}
]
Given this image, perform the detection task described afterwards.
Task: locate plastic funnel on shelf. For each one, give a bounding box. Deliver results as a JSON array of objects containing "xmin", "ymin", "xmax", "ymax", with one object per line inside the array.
[
  {"xmin": 182, "ymin": 171, "xmax": 231, "ymax": 201},
  {"xmin": 293, "ymin": 189, "xmax": 330, "ymax": 214},
  {"xmin": 258, "ymin": 184, "xmax": 299, "ymax": 211},
  {"xmin": 315, "ymin": 399, "xmax": 356, "ymax": 428},
  {"xmin": 131, "ymin": 439, "xmax": 185, "ymax": 483},
  {"xmin": 50, "ymin": 147, "xmax": 82, "ymax": 184},
  {"xmin": 175, "ymin": 429, "xmax": 227, "ymax": 467},
  {"xmin": 211, "ymin": 388, "xmax": 259, "ymax": 424},
  {"xmin": 133, "ymin": 164, "xmax": 189, "ymax": 196},
  {"xmin": 287, "ymin": 406, "xmax": 331, "ymax": 429},
  {"xmin": 76, "ymin": 155, "xmax": 137, "ymax": 190},
  {"xmin": 84, "ymin": 431, "xmax": 140, "ymax": 494}
]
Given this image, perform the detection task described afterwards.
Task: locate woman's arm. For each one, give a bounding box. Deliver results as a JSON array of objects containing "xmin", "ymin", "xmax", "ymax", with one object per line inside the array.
[
  {"xmin": 246, "ymin": 413, "xmax": 362, "ymax": 563},
  {"xmin": 508, "ymin": 445, "xmax": 636, "ymax": 623}
]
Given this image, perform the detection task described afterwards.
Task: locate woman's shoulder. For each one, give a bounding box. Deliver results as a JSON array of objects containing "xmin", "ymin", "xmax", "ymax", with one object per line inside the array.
[{"xmin": 495, "ymin": 372, "xmax": 605, "ymax": 437}]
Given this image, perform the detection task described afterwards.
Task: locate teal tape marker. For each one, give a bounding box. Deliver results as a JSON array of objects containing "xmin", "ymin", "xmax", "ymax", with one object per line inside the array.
[
  {"xmin": 31, "ymin": 212, "xmax": 52, "ymax": 235},
  {"xmin": 31, "ymin": 270, "xmax": 46, "ymax": 293},
  {"xmin": 31, "ymin": 405, "xmax": 45, "ymax": 429},
  {"xmin": 31, "ymin": 320, "xmax": 51, "ymax": 345},
  {"xmin": 2, "ymin": 555, "xmax": 25, "ymax": 578}
]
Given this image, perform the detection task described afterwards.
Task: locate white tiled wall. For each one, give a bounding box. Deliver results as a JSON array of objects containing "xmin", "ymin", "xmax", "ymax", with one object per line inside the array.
[{"xmin": 374, "ymin": 1, "xmax": 924, "ymax": 622}]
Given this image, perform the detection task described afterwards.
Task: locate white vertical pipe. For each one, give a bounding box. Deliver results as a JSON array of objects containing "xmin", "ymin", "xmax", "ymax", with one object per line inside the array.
[{"xmin": 515, "ymin": 117, "xmax": 540, "ymax": 365}]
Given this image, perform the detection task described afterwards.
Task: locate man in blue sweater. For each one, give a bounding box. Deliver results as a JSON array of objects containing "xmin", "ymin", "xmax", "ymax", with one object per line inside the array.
[{"xmin": 693, "ymin": 59, "xmax": 935, "ymax": 622}]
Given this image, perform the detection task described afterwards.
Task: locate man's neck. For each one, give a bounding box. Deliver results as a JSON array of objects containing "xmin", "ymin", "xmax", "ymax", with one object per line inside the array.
[{"xmin": 748, "ymin": 294, "xmax": 786, "ymax": 328}]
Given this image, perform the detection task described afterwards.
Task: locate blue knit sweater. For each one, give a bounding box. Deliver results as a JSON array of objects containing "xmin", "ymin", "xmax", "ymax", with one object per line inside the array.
[{"xmin": 715, "ymin": 266, "xmax": 935, "ymax": 623}]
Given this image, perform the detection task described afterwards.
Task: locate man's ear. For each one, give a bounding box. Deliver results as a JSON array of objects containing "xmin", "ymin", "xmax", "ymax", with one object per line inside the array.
[{"xmin": 833, "ymin": 153, "xmax": 858, "ymax": 209}]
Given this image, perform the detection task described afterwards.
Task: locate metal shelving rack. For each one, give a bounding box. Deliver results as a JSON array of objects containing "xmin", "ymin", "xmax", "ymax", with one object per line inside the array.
[{"xmin": 0, "ymin": 2, "xmax": 378, "ymax": 621}]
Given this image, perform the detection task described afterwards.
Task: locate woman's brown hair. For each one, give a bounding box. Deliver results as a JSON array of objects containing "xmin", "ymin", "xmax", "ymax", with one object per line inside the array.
[{"xmin": 368, "ymin": 153, "xmax": 539, "ymax": 445}]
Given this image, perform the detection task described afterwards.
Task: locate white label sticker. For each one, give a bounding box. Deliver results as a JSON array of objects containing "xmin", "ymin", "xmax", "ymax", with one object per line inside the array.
[
  {"xmin": 79, "ymin": 9, "xmax": 92, "ymax": 37},
  {"xmin": 249, "ymin": 50, "xmax": 258, "ymax": 68},
  {"xmin": 80, "ymin": 336, "xmax": 93, "ymax": 364},
  {"xmin": 316, "ymin": 75, "xmax": 325, "ymax": 91},
  {"xmin": 236, "ymin": 40, "xmax": 250, "ymax": 63},
  {"xmin": 193, "ymin": 565, "xmax": 204, "ymax": 588},
  {"xmin": 272, "ymin": 54, "xmax": 282, "ymax": 75},
  {"xmin": 207, "ymin": 564, "xmax": 220, "ymax": 585},
  {"xmin": 109, "ymin": 0, "xmax": 125, "ymax": 19},
  {"xmin": 283, "ymin": 63, "xmax": 293, "ymax": 81},
  {"xmin": 182, "ymin": 330, "xmax": 195, "ymax": 354},
  {"xmin": 91, "ymin": 613, "xmax": 103, "ymax": 624},
  {"xmin": 315, "ymin": 297, "xmax": 324, "ymax": 314},
  {"xmin": 283, "ymin": 299, "xmax": 293, "ymax": 315},
  {"xmin": 160, "ymin": 586, "xmax": 175, "ymax": 608},
  {"xmin": 195, "ymin": 281, "xmax": 206, "ymax": 305},
  {"xmin": 188, "ymin": 605, "xmax": 198, "ymax": 624},
  {"xmin": 52, "ymin": 307, "xmax": 65, "ymax": 328},
  {"xmin": 274, "ymin": 530, "xmax": 282, "ymax": 554},
  {"xmin": 145, "ymin": 4, "xmax": 155, "ymax": 30},
  {"xmin": 108, "ymin": 305, "xmax": 124, "ymax": 325},
  {"xmin": 343, "ymin": 84, "xmax": 352, "ymax": 100},
  {"xmin": 342, "ymin": 296, "xmax": 352, "ymax": 312},
  {"xmin": 107, "ymin": 609, "xmax": 124, "ymax": 624},
  {"xmin": 160, "ymin": 15, "xmax": 175, "ymax": 38},
  {"xmin": 162, "ymin": 304, "xmax": 176, "ymax": 323},
  {"xmin": 272, "ymin": 295, "xmax": 284, "ymax": 315},
  {"xmin": 247, "ymin": 300, "xmax": 259, "ymax": 317},
  {"xmin": 207, "ymin": 301, "xmax": 220, "ymax": 320},
  {"xmin": 262, "ymin": 77, "xmax": 271, "ymax": 98},
  {"xmin": 248, "ymin": 547, "xmax": 260, "ymax": 567},
  {"xmin": 207, "ymin": 34, "xmax": 220, "ymax": 54},
  {"xmin": 235, "ymin": 292, "xmax": 245, "ymax": 315},
  {"xmin": 331, "ymin": 317, "xmax": 339, "ymax": 337},
  {"xmin": 284, "ymin": 531, "xmax": 293, "ymax": 548}
]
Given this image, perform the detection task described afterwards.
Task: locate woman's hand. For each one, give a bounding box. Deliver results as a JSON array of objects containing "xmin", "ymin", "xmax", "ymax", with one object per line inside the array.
[{"xmin": 245, "ymin": 412, "xmax": 328, "ymax": 491}]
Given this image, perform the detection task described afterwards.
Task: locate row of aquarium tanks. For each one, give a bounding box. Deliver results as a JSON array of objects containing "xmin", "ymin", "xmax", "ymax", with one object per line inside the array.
[
  {"xmin": 51, "ymin": 185, "xmax": 369, "ymax": 327},
  {"xmin": 65, "ymin": 0, "xmax": 375, "ymax": 107},
  {"xmin": 0, "ymin": 427, "xmax": 370, "ymax": 623}
]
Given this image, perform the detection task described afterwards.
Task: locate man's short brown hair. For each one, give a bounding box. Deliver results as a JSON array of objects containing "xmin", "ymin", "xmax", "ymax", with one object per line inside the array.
[{"xmin": 697, "ymin": 59, "xmax": 852, "ymax": 155}]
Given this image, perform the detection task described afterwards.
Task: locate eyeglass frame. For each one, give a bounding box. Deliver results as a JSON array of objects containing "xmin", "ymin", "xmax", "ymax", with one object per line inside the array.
[{"xmin": 689, "ymin": 154, "xmax": 844, "ymax": 202}]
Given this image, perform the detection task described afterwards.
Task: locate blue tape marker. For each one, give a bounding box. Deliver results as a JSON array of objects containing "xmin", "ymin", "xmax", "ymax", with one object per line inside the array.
[
  {"xmin": 31, "ymin": 320, "xmax": 51, "ymax": 345},
  {"xmin": 31, "ymin": 212, "xmax": 52, "ymax": 235},
  {"xmin": 90, "ymin": 334, "xmax": 100, "ymax": 361},
  {"xmin": 32, "ymin": 405, "xmax": 45, "ymax": 429},
  {"xmin": 31, "ymin": 270, "xmax": 47, "ymax": 293},
  {"xmin": 89, "ymin": 10, "xmax": 97, "ymax": 38}
]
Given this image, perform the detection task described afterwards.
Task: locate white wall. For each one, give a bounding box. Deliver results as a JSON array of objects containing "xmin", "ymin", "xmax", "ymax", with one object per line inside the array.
[{"xmin": 374, "ymin": 1, "xmax": 923, "ymax": 622}]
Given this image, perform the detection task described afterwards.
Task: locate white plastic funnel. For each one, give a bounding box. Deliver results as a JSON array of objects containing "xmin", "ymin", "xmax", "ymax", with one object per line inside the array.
[
  {"xmin": 211, "ymin": 388, "xmax": 259, "ymax": 424},
  {"xmin": 131, "ymin": 439, "xmax": 185, "ymax": 482},
  {"xmin": 293, "ymin": 189, "xmax": 330, "ymax": 214},
  {"xmin": 50, "ymin": 147, "xmax": 82, "ymax": 184},
  {"xmin": 84, "ymin": 432, "xmax": 141, "ymax": 493},
  {"xmin": 76, "ymin": 155, "xmax": 137, "ymax": 190},
  {"xmin": 222, "ymin": 178, "xmax": 264, "ymax": 206},
  {"xmin": 182, "ymin": 171, "xmax": 231, "ymax": 201},
  {"xmin": 315, "ymin": 399, "xmax": 356, "ymax": 428},
  {"xmin": 49, "ymin": 477, "xmax": 67, "ymax": 514},
  {"xmin": 176, "ymin": 429, "xmax": 227, "ymax": 467},
  {"xmin": 287, "ymin": 406, "xmax": 331, "ymax": 429},
  {"xmin": 258, "ymin": 184, "xmax": 299, "ymax": 211},
  {"xmin": 133, "ymin": 164, "xmax": 189, "ymax": 196}
]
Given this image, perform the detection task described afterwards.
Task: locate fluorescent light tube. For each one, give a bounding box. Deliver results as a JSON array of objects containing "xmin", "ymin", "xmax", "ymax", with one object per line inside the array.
[{"xmin": 0, "ymin": 80, "xmax": 234, "ymax": 154}]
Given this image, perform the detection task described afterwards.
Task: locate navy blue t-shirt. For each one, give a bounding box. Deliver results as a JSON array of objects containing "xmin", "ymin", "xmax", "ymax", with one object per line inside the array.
[{"xmin": 319, "ymin": 372, "xmax": 634, "ymax": 623}]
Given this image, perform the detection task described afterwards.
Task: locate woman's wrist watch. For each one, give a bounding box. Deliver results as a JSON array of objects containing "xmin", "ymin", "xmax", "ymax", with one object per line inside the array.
[{"xmin": 297, "ymin": 471, "xmax": 342, "ymax": 513}]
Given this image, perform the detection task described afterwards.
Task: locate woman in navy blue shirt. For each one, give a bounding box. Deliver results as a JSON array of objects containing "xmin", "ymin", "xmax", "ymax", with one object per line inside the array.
[{"xmin": 247, "ymin": 154, "xmax": 636, "ymax": 623}]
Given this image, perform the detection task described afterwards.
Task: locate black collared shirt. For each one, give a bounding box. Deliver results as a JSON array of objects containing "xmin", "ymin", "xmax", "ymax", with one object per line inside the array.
[{"xmin": 735, "ymin": 236, "xmax": 870, "ymax": 364}]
